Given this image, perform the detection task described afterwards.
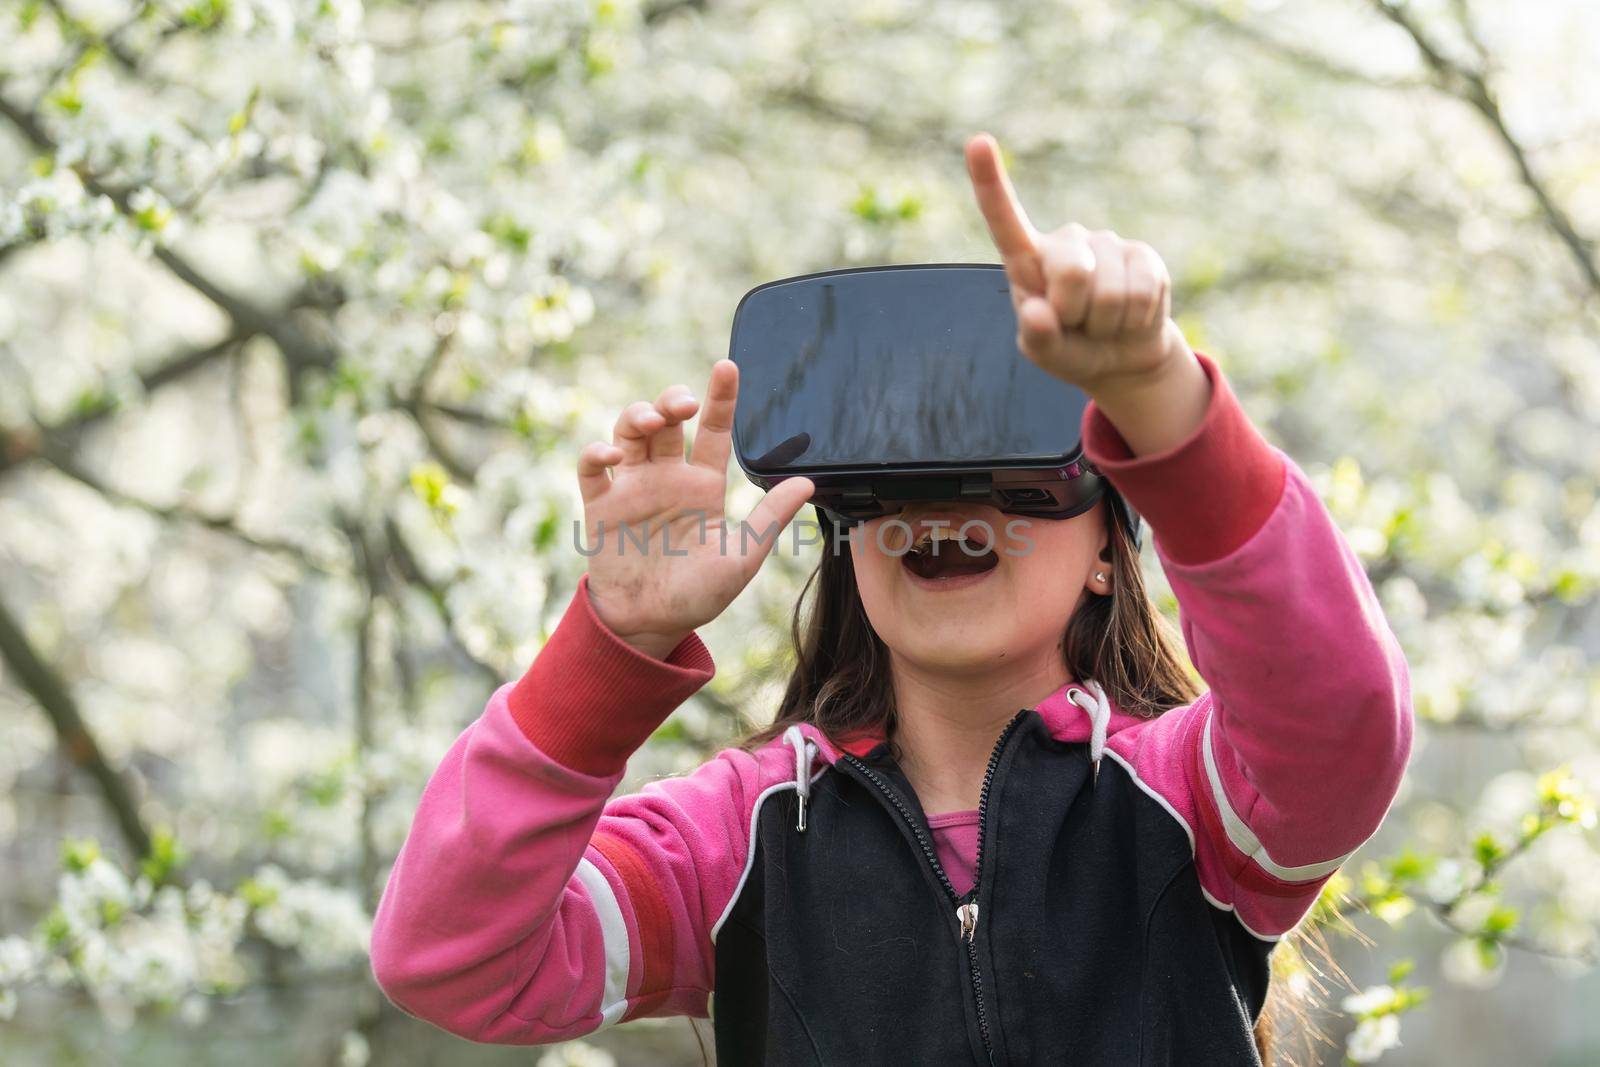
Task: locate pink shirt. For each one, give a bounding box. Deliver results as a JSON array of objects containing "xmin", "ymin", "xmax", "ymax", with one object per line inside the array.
[{"xmin": 928, "ymin": 810, "xmax": 980, "ymax": 897}]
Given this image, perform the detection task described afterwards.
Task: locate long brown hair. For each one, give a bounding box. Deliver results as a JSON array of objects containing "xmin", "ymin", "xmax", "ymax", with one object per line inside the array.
[
  {"xmin": 748, "ymin": 493, "xmax": 1196, "ymax": 747},
  {"xmin": 744, "ymin": 491, "xmax": 1299, "ymax": 1062}
]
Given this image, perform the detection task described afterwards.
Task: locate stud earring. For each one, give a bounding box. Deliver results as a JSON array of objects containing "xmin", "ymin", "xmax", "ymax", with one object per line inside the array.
[{"xmin": 1094, "ymin": 571, "xmax": 1107, "ymax": 583}]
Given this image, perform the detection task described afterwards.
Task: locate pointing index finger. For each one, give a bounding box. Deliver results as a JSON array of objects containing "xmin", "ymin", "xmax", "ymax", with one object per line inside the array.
[{"xmin": 966, "ymin": 134, "xmax": 1044, "ymax": 289}]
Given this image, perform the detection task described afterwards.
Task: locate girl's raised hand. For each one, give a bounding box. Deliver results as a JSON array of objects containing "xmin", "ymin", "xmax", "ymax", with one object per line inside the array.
[
  {"xmin": 577, "ymin": 360, "xmax": 815, "ymax": 659},
  {"xmin": 964, "ymin": 132, "xmax": 1210, "ymax": 454}
]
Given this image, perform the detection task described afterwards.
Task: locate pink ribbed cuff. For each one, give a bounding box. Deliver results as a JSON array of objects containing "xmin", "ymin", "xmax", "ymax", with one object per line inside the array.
[
  {"xmin": 508, "ymin": 574, "xmax": 714, "ymax": 776},
  {"xmin": 1081, "ymin": 351, "xmax": 1286, "ymax": 566}
]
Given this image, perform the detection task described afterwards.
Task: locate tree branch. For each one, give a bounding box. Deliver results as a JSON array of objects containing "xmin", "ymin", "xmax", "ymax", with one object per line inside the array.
[
  {"xmin": 1425, "ymin": 896, "xmax": 1600, "ymax": 966},
  {"xmin": 35, "ymin": 446, "xmax": 325, "ymax": 566},
  {"xmin": 0, "ymin": 236, "xmax": 37, "ymax": 268},
  {"xmin": 340, "ymin": 518, "xmax": 381, "ymax": 913},
  {"xmin": 1173, "ymin": 1, "xmax": 1600, "ymax": 299},
  {"xmin": 1369, "ymin": 0, "xmax": 1600, "ymax": 297},
  {"xmin": 382, "ymin": 518, "xmax": 501, "ymax": 688},
  {"xmin": 37, "ymin": 0, "xmax": 161, "ymax": 85},
  {"xmin": 417, "ymin": 399, "xmax": 505, "ymax": 430},
  {"xmin": 393, "ymin": 333, "xmax": 479, "ymax": 484},
  {"xmin": 0, "ymin": 88, "xmax": 340, "ymax": 375},
  {"xmin": 0, "ymin": 330, "xmax": 255, "ymax": 476},
  {"xmin": 0, "ymin": 591, "xmax": 152, "ymax": 858},
  {"xmin": 1171, "ymin": 1, "xmax": 1427, "ymax": 90}
]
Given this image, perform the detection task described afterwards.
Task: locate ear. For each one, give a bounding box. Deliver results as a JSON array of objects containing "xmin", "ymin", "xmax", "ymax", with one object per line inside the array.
[{"xmin": 1086, "ymin": 505, "xmax": 1113, "ymax": 595}]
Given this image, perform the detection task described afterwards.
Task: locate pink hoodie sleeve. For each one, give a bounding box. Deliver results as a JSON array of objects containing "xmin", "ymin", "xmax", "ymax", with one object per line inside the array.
[
  {"xmin": 1094, "ymin": 352, "xmax": 1414, "ymax": 940},
  {"xmin": 369, "ymin": 574, "xmax": 788, "ymax": 1042}
]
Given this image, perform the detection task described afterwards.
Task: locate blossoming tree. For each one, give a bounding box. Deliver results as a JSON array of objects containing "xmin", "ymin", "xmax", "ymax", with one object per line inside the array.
[{"xmin": 2, "ymin": 0, "xmax": 1598, "ymax": 1063}]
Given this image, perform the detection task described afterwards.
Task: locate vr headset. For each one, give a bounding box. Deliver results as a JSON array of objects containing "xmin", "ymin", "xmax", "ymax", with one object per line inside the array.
[{"xmin": 728, "ymin": 263, "xmax": 1141, "ymax": 548}]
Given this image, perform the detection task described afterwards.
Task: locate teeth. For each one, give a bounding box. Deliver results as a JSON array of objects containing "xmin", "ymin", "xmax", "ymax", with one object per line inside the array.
[{"xmin": 910, "ymin": 526, "xmax": 986, "ymax": 553}]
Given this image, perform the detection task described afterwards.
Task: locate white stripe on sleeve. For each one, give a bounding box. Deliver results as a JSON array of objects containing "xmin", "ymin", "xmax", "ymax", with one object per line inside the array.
[
  {"xmin": 1200, "ymin": 712, "xmax": 1352, "ymax": 883},
  {"xmin": 574, "ymin": 857, "xmax": 631, "ymax": 1026}
]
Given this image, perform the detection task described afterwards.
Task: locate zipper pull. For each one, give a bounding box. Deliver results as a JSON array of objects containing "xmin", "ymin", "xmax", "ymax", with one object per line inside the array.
[{"xmin": 957, "ymin": 901, "xmax": 979, "ymax": 943}]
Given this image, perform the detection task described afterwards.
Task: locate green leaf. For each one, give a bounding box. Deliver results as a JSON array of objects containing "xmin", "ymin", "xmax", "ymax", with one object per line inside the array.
[
  {"xmin": 1472, "ymin": 831, "xmax": 1505, "ymax": 869},
  {"xmin": 483, "ymin": 213, "xmax": 533, "ymax": 253},
  {"xmin": 47, "ymin": 85, "xmax": 84, "ymax": 116},
  {"xmin": 61, "ymin": 837, "xmax": 101, "ymax": 873},
  {"xmin": 583, "ymin": 36, "xmax": 616, "ymax": 77},
  {"xmin": 650, "ymin": 718, "xmax": 688, "ymax": 744},
  {"xmin": 182, "ymin": 0, "xmax": 230, "ymax": 30},
  {"xmin": 410, "ymin": 461, "xmax": 460, "ymax": 519},
  {"xmin": 236, "ymin": 878, "xmax": 277, "ymax": 909},
  {"xmin": 228, "ymin": 86, "xmax": 260, "ymax": 136},
  {"xmin": 1387, "ymin": 849, "xmax": 1435, "ymax": 885},
  {"xmin": 1481, "ymin": 904, "xmax": 1520, "ymax": 938},
  {"xmin": 39, "ymin": 908, "xmax": 72, "ymax": 949},
  {"xmin": 533, "ymin": 506, "xmax": 561, "ymax": 551},
  {"xmin": 72, "ymin": 388, "xmax": 116, "ymax": 419},
  {"xmin": 852, "ymin": 185, "xmax": 922, "ymax": 225},
  {"xmin": 140, "ymin": 827, "xmax": 188, "ymax": 886}
]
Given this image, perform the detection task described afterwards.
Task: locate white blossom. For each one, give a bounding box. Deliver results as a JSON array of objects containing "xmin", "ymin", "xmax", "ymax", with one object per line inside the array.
[
  {"xmin": 1341, "ymin": 983, "xmax": 1398, "ymax": 1016},
  {"xmin": 249, "ymin": 866, "xmax": 371, "ymax": 966},
  {"xmin": 538, "ymin": 1039, "xmax": 618, "ymax": 1067},
  {"xmin": 1346, "ymin": 1014, "xmax": 1403, "ymax": 1062}
]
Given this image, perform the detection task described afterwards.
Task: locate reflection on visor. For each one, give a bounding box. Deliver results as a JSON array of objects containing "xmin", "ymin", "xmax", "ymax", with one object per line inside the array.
[{"xmin": 750, "ymin": 431, "xmax": 813, "ymax": 469}]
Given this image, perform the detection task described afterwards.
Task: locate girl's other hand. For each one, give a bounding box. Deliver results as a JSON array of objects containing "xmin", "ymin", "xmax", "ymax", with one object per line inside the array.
[
  {"xmin": 576, "ymin": 360, "xmax": 815, "ymax": 659},
  {"xmin": 964, "ymin": 132, "xmax": 1211, "ymax": 455}
]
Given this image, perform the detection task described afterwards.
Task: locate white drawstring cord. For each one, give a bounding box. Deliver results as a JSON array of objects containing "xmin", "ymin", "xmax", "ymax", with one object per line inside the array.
[
  {"xmin": 1067, "ymin": 680, "xmax": 1111, "ymax": 786},
  {"xmin": 782, "ymin": 725, "xmax": 819, "ymax": 831}
]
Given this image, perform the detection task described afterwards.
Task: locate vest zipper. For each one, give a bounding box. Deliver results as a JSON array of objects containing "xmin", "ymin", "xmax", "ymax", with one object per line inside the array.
[{"xmin": 839, "ymin": 708, "xmax": 1029, "ymax": 1066}]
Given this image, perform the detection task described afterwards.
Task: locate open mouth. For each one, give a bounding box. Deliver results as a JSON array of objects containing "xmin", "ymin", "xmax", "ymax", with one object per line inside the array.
[{"xmin": 901, "ymin": 526, "xmax": 1000, "ymax": 581}]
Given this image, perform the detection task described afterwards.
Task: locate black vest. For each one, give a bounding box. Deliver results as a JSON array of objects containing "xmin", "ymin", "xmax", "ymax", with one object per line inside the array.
[{"xmin": 713, "ymin": 710, "xmax": 1272, "ymax": 1065}]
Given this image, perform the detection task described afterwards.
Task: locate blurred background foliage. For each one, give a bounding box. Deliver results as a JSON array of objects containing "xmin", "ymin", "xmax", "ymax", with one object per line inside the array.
[{"xmin": 1, "ymin": 0, "xmax": 1598, "ymax": 1063}]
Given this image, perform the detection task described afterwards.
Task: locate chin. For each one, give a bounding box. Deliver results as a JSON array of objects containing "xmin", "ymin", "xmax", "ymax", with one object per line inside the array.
[{"xmin": 888, "ymin": 622, "xmax": 1018, "ymax": 673}]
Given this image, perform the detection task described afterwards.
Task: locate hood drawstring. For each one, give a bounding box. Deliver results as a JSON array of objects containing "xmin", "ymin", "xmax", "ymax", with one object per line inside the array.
[
  {"xmin": 782, "ymin": 725, "xmax": 820, "ymax": 832},
  {"xmin": 1067, "ymin": 680, "xmax": 1111, "ymax": 786},
  {"xmin": 780, "ymin": 686, "xmax": 1104, "ymax": 827}
]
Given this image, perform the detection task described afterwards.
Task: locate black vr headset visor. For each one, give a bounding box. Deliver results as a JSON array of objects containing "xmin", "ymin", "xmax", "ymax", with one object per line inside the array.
[{"xmin": 728, "ymin": 263, "xmax": 1141, "ymax": 546}]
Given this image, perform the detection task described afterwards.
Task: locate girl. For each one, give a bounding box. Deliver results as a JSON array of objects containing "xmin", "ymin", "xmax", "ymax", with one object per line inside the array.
[{"xmin": 370, "ymin": 134, "xmax": 1413, "ymax": 1065}]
